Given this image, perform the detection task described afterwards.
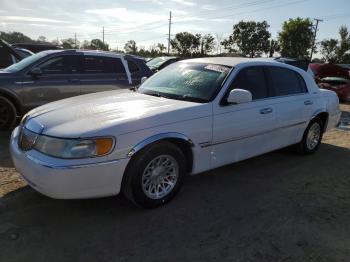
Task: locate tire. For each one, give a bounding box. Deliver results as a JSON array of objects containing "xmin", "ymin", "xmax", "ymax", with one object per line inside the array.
[
  {"xmin": 0, "ymin": 96, "xmax": 17, "ymax": 131},
  {"xmin": 296, "ymin": 118, "xmax": 324, "ymax": 155},
  {"xmin": 122, "ymin": 141, "xmax": 186, "ymax": 208}
]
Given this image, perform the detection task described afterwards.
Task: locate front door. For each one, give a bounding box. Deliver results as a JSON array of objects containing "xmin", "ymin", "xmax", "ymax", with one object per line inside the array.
[
  {"xmin": 211, "ymin": 66, "xmax": 278, "ymax": 169},
  {"xmin": 21, "ymin": 54, "xmax": 81, "ymax": 109}
]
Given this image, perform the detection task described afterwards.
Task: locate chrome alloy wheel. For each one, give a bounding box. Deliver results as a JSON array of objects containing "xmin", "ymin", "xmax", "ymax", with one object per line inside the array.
[
  {"xmin": 306, "ymin": 122, "xmax": 321, "ymax": 150},
  {"xmin": 141, "ymin": 155, "xmax": 179, "ymax": 200}
]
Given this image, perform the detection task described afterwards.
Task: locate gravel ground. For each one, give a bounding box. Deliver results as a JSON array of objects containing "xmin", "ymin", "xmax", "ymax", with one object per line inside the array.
[{"xmin": 0, "ymin": 104, "xmax": 350, "ymax": 262}]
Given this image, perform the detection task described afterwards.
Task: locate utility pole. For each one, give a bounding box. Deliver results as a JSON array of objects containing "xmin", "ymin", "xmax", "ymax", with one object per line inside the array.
[
  {"xmin": 167, "ymin": 11, "xmax": 172, "ymax": 54},
  {"xmin": 310, "ymin": 18, "xmax": 323, "ymax": 61},
  {"xmin": 102, "ymin": 26, "xmax": 105, "ymax": 45},
  {"xmin": 74, "ymin": 32, "xmax": 77, "ymax": 49}
]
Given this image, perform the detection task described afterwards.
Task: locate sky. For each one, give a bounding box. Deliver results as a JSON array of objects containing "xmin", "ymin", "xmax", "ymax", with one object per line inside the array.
[{"xmin": 0, "ymin": 0, "xmax": 349, "ymax": 51}]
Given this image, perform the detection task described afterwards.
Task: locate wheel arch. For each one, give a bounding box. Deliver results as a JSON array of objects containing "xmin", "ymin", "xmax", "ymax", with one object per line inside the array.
[
  {"xmin": 127, "ymin": 132, "xmax": 194, "ymax": 172},
  {"xmin": 311, "ymin": 110, "xmax": 329, "ymax": 133},
  {"xmin": 0, "ymin": 89, "xmax": 23, "ymax": 116}
]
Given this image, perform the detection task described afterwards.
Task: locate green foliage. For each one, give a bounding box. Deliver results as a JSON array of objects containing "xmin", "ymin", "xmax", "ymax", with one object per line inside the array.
[
  {"xmin": 199, "ymin": 34, "xmax": 216, "ymax": 55},
  {"xmin": 320, "ymin": 39, "xmax": 339, "ymax": 63},
  {"xmin": 124, "ymin": 40, "xmax": 138, "ymax": 54},
  {"xmin": 278, "ymin": 17, "xmax": 314, "ymax": 59},
  {"xmin": 267, "ymin": 39, "xmax": 280, "ymax": 57},
  {"xmin": 170, "ymin": 32, "xmax": 200, "ymax": 56},
  {"xmin": 61, "ymin": 38, "xmax": 78, "ymax": 49},
  {"xmin": 0, "ymin": 31, "xmax": 33, "ymax": 44},
  {"xmin": 337, "ymin": 26, "xmax": 350, "ymax": 63},
  {"xmin": 221, "ymin": 21, "xmax": 271, "ymax": 57},
  {"xmin": 319, "ymin": 26, "xmax": 350, "ymax": 63}
]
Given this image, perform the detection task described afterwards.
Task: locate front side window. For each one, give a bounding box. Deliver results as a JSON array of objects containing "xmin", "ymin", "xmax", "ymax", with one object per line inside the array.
[
  {"xmin": 139, "ymin": 62, "xmax": 231, "ymax": 103},
  {"xmin": 127, "ymin": 60, "xmax": 139, "ymax": 73},
  {"xmin": 229, "ymin": 66, "xmax": 268, "ymax": 100},
  {"xmin": 268, "ymin": 66, "xmax": 307, "ymax": 96},
  {"xmin": 37, "ymin": 55, "xmax": 79, "ymax": 74},
  {"xmin": 83, "ymin": 56, "xmax": 126, "ymax": 74}
]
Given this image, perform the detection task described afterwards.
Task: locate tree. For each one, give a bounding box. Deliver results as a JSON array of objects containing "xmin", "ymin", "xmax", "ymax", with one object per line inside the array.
[
  {"xmin": 278, "ymin": 18, "xmax": 314, "ymax": 59},
  {"xmin": 267, "ymin": 39, "xmax": 280, "ymax": 57},
  {"xmin": 337, "ymin": 25, "xmax": 350, "ymax": 63},
  {"xmin": 124, "ymin": 40, "xmax": 138, "ymax": 54},
  {"xmin": 80, "ymin": 40, "xmax": 90, "ymax": 49},
  {"xmin": 320, "ymin": 39, "xmax": 339, "ymax": 63},
  {"xmin": 37, "ymin": 36, "xmax": 48, "ymax": 43},
  {"xmin": 170, "ymin": 32, "xmax": 200, "ymax": 56},
  {"xmin": 199, "ymin": 34, "xmax": 216, "ymax": 55},
  {"xmin": 0, "ymin": 31, "xmax": 33, "ymax": 43},
  {"xmin": 221, "ymin": 21, "xmax": 271, "ymax": 57},
  {"xmin": 61, "ymin": 38, "xmax": 79, "ymax": 49},
  {"xmin": 90, "ymin": 39, "xmax": 109, "ymax": 50},
  {"xmin": 156, "ymin": 43, "xmax": 166, "ymax": 54}
]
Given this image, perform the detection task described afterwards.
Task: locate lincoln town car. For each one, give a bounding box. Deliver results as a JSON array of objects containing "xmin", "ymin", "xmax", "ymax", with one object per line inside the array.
[{"xmin": 10, "ymin": 57, "xmax": 341, "ymax": 208}]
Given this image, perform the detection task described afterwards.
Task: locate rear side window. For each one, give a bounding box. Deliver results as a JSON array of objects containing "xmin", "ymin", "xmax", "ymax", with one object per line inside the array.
[
  {"xmin": 83, "ymin": 56, "xmax": 126, "ymax": 74},
  {"xmin": 268, "ymin": 67, "xmax": 307, "ymax": 96},
  {"xmin": 230, "ymin": 66, "xmax": 268, "ymax": 100},
  {"xmin": 127, "ymin": 60, "xmax": 139, "ymax": 73}
]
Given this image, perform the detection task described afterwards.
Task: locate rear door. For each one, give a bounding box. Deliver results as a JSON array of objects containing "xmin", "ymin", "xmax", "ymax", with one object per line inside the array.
[
  {"xmin": 266, "ymin": 66, "xmax": 311, "ymax": 146},
  {"xmin": 21, "ymin": 54, "xmax": 81, "ymax": 109},
  {"xmin": 79, "ymin": 55, "xmax": 130, "ymax": 95}
]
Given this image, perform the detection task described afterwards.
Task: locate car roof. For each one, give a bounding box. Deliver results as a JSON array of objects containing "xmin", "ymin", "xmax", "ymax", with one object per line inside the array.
[
  {"xmin": 39, "ymin": 49, "xmax": 141, "ymax": 60},
  {"xmin": 181, "ymin": 57, "xmax": 288, "ymax": 67}
]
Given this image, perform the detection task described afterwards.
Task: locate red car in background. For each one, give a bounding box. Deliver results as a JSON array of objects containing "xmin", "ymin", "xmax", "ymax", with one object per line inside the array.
[{"xmin": 309, "ymin": 63, "xmax": 350, "ymax": 102}]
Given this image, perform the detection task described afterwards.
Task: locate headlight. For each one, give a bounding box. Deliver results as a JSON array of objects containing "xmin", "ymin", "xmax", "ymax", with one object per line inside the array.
[{"xmin": 33, "ymin": 135, "xmax": 115, "ymax": 159}]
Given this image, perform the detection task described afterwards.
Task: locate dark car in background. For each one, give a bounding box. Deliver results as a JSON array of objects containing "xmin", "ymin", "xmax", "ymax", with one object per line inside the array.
[
  {"xmin": 146, "ymin": 56, "xmax": 184, "ymax": 72},
  {"xmin": 0, "ymin": 39, "xmax": 34, "ymax": 69},
  {"xmin": 0, "ymin": 49, "xmax": 153, "ymax": 130}
]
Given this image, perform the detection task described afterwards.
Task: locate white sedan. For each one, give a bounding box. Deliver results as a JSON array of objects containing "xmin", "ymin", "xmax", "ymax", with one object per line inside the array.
[{"xmin": 10, "ymin": 57, "xmax": 341, "ymax": 208}]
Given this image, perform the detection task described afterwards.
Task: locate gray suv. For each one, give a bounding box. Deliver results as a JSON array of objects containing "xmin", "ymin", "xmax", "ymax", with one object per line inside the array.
[{"xmin": 0, "ymin": 50, "xmax": 153, "ymax": 130}]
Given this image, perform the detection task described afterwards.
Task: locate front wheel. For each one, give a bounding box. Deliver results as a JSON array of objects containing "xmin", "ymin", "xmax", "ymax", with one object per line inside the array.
[
  {"xmin": 296, "ymin": 118, "xmax": 324, "ymax": 155},
  {"xmin": 122, "ymin": 142, "xmax": 186, "ymax": 208}
]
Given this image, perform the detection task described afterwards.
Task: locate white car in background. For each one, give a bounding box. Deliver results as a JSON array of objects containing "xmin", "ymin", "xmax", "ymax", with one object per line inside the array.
[{"xmin": 10, "ymin": 57, "xmax": 341, "ymax": 208}]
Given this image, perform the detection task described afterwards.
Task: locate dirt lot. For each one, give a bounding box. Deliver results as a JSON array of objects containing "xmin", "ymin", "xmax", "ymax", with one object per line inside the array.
[{"xmin": 1, "ymin": 104, "xmax": 350, "ymax": 262}]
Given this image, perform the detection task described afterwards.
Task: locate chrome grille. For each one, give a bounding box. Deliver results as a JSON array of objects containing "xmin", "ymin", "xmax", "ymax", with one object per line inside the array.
[{"xmin": 18, "ymin": 127, "xmax": 38, "ymax": 151}]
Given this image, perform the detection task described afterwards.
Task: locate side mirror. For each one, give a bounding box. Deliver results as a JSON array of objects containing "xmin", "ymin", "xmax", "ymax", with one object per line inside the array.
[
  {"xmin": 29, "ymin": 67, "xmax": 42, "ymax": 77},
  {"xmin": 227, "ymin": 89, "xmax": 252, "ymax": 104},
  {"xmin": 141, "ymin": 76, "xmax": 148, "ymax": 84}
]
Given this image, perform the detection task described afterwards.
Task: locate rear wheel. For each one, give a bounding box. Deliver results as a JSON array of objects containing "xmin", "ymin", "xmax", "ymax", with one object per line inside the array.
[
  {"xmin": 296, "ymin": 118, "xmax": 324, "ymax": 155},
  {"xmin": 0, "ymin": 96, "xmax": 17, "ymax": 131},
  {"xmin": 122, "ymin": 141, "xmax": 186, "ymax": 208}
]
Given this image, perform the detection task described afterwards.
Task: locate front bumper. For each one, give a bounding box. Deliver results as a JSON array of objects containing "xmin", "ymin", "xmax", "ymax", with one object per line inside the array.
[{"xmin": 10, "ymin": 127, "xmax": 129, "ymax": 199}]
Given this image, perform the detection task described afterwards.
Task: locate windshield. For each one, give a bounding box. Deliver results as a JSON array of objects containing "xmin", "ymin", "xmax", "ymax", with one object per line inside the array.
[
  {"xmin": 4, "ymin": 52, "xmax": 47, "ymax": 73},
  {"xmin": 139, "ymin": 62, "xmax": 231, "ymax": 103},
  {"xmin": 146, "ymin": 57, "xmax": 168, "ymax": 69}
]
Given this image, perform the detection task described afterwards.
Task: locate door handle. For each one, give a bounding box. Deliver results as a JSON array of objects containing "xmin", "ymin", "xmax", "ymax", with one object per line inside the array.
[
  {"xmin": 304, "ymin": 100, "xmax": 313, "ymax": 105},
  {"xmin": 260, "ymin": 108, "xmax": 273, "ymax": 114}
]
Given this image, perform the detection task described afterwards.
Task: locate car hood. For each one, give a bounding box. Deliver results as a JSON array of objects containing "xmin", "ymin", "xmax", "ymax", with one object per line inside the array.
[{"xmin": 25, "ymin": 90, "xmax": 211, "ymax": 137}]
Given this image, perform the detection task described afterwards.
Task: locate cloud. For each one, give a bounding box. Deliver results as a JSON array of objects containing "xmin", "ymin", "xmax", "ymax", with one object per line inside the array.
[
  {"xmin": 202, "ymin": 4, "xmax": 216, "ymax": 10},
  {"xmin": 85, "ymin": 8, "xmax": 167, "ymax": 24},
  {"xmin": 0, "ymin": 16, "xmax": 71, "ymax": 24},
  {"xmin": 170, "ymin": 0, "xmax": 196, "ymax": 6}
]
